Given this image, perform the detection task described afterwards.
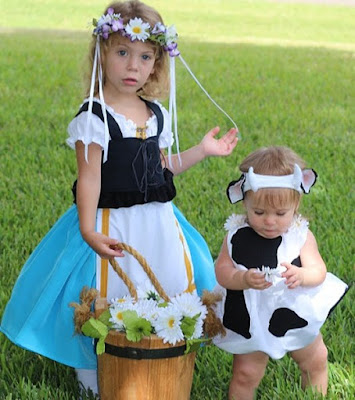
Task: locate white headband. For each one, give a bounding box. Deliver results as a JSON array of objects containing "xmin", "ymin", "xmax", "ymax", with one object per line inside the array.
[{"xmin": 227, "ymin": 164, "xmax": 317, "ymax": 204}]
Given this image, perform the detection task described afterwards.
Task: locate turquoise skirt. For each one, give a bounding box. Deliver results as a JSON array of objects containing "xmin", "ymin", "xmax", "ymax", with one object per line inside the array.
[{"xmin": 0, "ymin": 204, "xmax": 216, "ymax": 369}]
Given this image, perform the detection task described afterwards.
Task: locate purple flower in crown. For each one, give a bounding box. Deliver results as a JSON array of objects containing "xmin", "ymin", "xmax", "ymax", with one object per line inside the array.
[
  {"xmin": 164, "ymin": 42, "xmax": 179, "ymax": 57},
  {"xmin": 111, "ymin": 19, "xmax": 124, "ymax": 32},
  {"xmin": 152, "ymin": 22, "xmax": 166, "ymax": 35},
  {"xmin": 165, "ymin": 42, "xmax": 177, "ymax": 51},
  {"xmin": 93, "ymin": 8, "xmax": 124, "ymax": 39},
  {"xmin": 168, "ymin": 48, "xmax": 180, "ymax": 57}
]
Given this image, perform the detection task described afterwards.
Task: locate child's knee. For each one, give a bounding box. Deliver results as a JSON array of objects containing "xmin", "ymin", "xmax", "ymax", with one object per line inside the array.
[
  {"xmin": 297, "ymin": 340, "xmax": 328, "ymax": 374},
  {"xmin": 232, "ymin": 361, "xmax": 265, "ymax": 387}
]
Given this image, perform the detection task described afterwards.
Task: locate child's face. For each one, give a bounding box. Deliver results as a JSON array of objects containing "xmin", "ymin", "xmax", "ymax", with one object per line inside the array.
[
  {"xmin": 244, "ymin": 193, "xmax": 298, "ymax": 239},
  {"xmin": 104, "ymin": 36, "xmax": 156, "ymax": 96}
]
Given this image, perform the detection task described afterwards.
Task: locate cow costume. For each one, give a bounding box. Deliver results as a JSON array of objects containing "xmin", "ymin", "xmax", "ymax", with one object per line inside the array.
[{"xmin": 213, "ymin": 165, "xmax": 348, "ymax": 359}]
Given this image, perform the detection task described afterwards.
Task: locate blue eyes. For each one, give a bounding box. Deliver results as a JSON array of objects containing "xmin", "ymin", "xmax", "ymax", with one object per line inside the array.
[{"xmin": 116, "ymin": 50, "xmax": 152, "ymax": 60}]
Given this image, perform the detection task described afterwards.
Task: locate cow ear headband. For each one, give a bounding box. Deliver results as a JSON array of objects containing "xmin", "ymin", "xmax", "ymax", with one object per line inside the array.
[
  {"xmin": 84, "ymin": 8, "xmax": 238, "ymax": 163},
  {"xmin": 227, "ymin": 164, "xmax": 318, "ymax": 204}
]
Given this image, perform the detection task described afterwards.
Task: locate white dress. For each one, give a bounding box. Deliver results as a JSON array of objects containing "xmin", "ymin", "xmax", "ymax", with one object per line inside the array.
[
  {"xmin": 67, "ymin": 100, "xmax": 195, "ymax": 301},
  {"xmin": 212, "ymin": 214, "xmax": 348, "ymax": 359}
]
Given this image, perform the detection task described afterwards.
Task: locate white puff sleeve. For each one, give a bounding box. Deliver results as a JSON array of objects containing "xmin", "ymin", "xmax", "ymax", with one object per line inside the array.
[
  {"xmin": 66, "ymin": 111, "xmax": 106, "ymax": 150},
  {"xmin": 153, "ymin": 101, "xmax": 174, "ymax": 149}
]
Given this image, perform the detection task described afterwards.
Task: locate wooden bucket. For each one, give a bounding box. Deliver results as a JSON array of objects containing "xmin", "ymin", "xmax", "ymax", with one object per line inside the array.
[{"xmin": 95, "ymin": 243, "xmax": 196, "ymax": 400}]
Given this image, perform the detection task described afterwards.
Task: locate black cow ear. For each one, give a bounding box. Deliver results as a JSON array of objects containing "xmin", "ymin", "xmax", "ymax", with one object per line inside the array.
[{"xmin": 227, "ymin": 175, "xmax": 245, "ymax": 203}]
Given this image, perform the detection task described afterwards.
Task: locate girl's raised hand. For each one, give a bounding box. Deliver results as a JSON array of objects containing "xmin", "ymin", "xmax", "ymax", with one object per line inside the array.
[
  {"xmin": 82, "ymin": 231, "xmax": 124, "ymax": 259},
  {"xmin": 201, "ymin": 127, "xmax": 238, "ymax": 157}
]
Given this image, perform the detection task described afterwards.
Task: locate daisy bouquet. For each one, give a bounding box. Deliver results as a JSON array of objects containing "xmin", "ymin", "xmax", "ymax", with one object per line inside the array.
[
  {"xmin": 70, "ymin": 241, "xmax": 213, "ymax": 358},
  {"xmin": 79, "ymin": 285, "xmax": 207, "ymax": 355}
]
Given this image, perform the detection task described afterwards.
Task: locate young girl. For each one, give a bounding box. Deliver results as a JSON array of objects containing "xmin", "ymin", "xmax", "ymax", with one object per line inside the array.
[
  {"xmin": 0, "ymin": 0, "xmax": 237, "ymax": 396},
  {"xmin": 213, "ymin": 146, "xmax": 347, "ymax": 399}
]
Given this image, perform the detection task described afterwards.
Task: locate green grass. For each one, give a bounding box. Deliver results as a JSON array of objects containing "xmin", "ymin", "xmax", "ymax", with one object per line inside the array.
[{"xmin": 1, "ymin": 1, "xmax": 354, "ymax": 399}]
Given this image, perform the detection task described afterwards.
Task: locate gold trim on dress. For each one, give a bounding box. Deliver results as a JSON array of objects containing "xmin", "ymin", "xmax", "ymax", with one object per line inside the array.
[
  {"xmin": 176, "ymin": 221, "xmax": 196, "ymax": 293},
  {"xmin": 100, "ymin": 208, "xmax": 110, "ymax": 297},
  {"xmin": 136, "ymin": 127, "xmax": 147, "ymax": 139}
]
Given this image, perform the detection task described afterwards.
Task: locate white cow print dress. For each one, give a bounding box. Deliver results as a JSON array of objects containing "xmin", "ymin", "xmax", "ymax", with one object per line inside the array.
[{"xmin": 212, "ymin": 214, "xmax": 348, "ymax": 359}]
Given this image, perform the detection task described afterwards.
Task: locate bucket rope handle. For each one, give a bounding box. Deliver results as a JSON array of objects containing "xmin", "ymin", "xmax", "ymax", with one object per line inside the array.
[{"xmin": 109, "ymin": 242, "xmax": 170, "ymax": 303}]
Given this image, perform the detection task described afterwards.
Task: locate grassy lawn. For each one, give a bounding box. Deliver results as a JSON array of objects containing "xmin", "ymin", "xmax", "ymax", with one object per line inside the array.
[{"xmin": 0, "ymin": 1, "xmax": 354, "ymax": 399}]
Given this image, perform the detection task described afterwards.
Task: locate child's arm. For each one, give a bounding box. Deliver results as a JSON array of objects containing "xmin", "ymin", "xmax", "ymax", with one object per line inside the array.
[
  {"xmin": 167, "ymin": 127, "xmax": 238, "ymax": 175},
  {"xmin": 215, "ymin": 236, "xmax": 272, "ymax": 291},
  {"xmin": 75, "ymin": 141, "xmax": 123, "ymax": 259},
  {"xmin": 281, "ymin": 229, "xmax": 327, "ymax": 289}
]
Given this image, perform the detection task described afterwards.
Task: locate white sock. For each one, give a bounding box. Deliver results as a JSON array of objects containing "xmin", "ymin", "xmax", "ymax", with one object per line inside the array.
[{"xmin": 75, "ymin": 368, "xmax": 99, "ymax": 395}]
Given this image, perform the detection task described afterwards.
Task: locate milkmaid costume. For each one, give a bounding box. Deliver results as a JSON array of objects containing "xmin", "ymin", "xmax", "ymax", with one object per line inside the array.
[
  {"xmin": 213, "ymin": 166, "xmax": 348, "ymax": 359},
  {"xmin": 0, "ymin": 98, "xmax": 217, "ymax": 369},
  {"xmin": 0, "ymin": 10, "xmax": 240, "ymax": 371}
]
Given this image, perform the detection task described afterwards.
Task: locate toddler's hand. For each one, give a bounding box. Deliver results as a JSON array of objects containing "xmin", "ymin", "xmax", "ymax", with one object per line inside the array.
[
  {"xmin": 201, "ymin": 127, "xmax": 238, "ymax": 157},
  {"xmin": 281, "ymin": 262, "xmax": 304, "ymax": 289},
  {"xmin": 82, "ymin": 231, "xmax": 124, "ymax": 259},
  {"xmin": 243, "ymin": 268, "xmax": 272, "ymax": 290}
]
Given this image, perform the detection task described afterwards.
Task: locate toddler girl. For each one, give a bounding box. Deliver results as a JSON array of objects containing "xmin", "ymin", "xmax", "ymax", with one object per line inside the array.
[{"xmin": 213, "ymin": 146, "xmax": 347, "ymax": 399}]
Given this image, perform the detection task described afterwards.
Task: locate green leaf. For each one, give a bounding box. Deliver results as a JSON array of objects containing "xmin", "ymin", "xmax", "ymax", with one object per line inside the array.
[
  {"xmin": 123, "ymin": 311, "xmax": 152, "ymax": 342},
  {"xmin": 98, "ymin": 309, "xmax": 113, "ymax": 328},
  {"xmin": 185, "ymin": 338, "xmax": 211, "ymax": 354},
  {"xmin": 81, "ymin": 317, "xmax": 109, "ymax": 339},
  {"xmin": 122, "ymin": 310, "xmax": 139, "ymax": 325},
  {"xmin": 96, "ymin": 337, "xmax": 106, "ymax": 355},
  {"xmin": 180, "ymin": 316, "xmax": 196, "ymax": 339},
  {"xmin": 146, "ymin": 291, "xmax": 160, "ymax": 302}
]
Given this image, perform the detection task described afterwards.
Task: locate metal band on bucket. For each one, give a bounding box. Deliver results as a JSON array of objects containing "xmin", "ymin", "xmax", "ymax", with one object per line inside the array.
[{"xmin": 95, "ymin": 340, "xmax": 186, "ymax": 360}]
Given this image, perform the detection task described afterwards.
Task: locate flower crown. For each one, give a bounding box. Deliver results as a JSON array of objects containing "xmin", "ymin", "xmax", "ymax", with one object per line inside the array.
[{"xmin": 92, "ymin": 7, "xmax": 179, "ymax": 57}]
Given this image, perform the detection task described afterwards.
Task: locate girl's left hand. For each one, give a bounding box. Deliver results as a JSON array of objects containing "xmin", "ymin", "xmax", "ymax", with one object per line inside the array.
[
  {"xmin": 281, "ymin": 262, "xmax": 304, "ymax": 289},
  {"xmin": 201, "ymin": 127, "xmax": 238, "ymax": 157}
]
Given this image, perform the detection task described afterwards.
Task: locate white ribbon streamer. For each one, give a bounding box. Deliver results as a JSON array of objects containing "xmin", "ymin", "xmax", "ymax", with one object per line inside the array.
[
  {"xmin": 85, "ymin": 37, "xmax": 110, "ymax": 163},
  {"xmin": 178, "ymin": 55, "xmax": 239, "ymax": 132},
  {"xmin": 168, "ymin": 56, "xmax": 181, "ymax": 167}
]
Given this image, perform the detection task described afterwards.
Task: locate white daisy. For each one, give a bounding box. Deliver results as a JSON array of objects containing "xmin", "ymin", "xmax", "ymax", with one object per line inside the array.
[
  {"xmin": 110, "ymin": 295, "xmax": 134, "ymax": 308},
  {"xmin": 109, "ymin": 295, "xmax": 135, "ymax": 330},
  {"xmin": 153, "ymin": 305, "xmax": 184, "ymax": 345},
  {"xmin": 224, "ymin": 214, "xmax": 247, "ymax": 231},
  {"xmin": 109, "ymin": 305, "xmax": 127, "ymax": 330},
  {"xmin": 259, "ymin": 265, "xmax": 286, "ymax": 285},
  {"xmin": 125, "ymin": 18, "xmax": 150, "ymax": 41},
  {"xmin": 170, "ymin": 292, "xmax": 207, "ymax": 320},
  {"xmin": 290, "ymin": 214, "xmax": 308, "ymax": 231},
  {"xmin": 192, "ymin": 319, "xmax": 204, "ymax": 339},
  {"xmin": 133, "ymin": 298, "xmax": 159, "ymax": 322}
]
